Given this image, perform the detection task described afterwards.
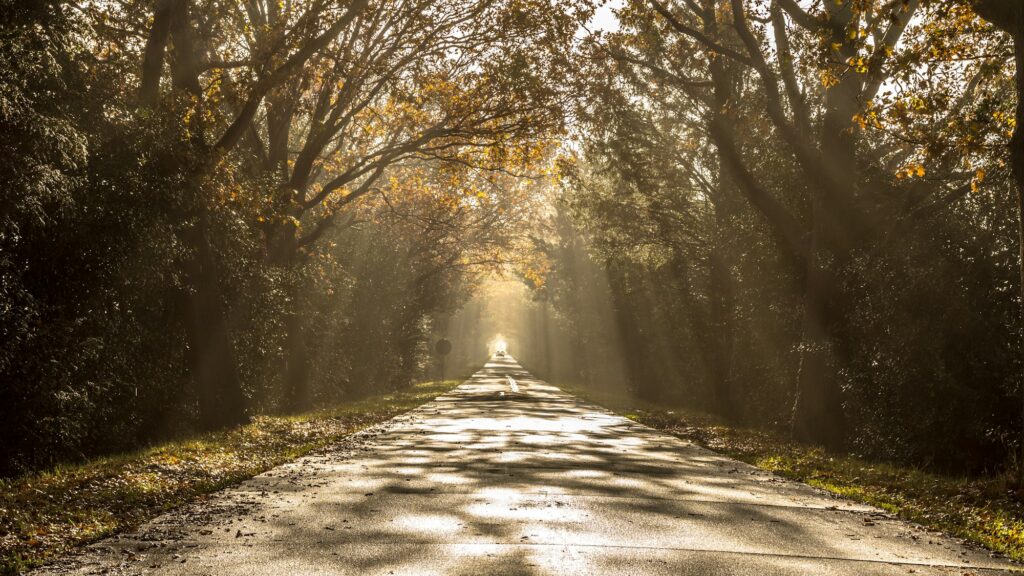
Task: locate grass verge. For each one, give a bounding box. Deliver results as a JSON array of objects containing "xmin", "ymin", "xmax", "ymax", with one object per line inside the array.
[
  {"xmin": 564, "ymin": 383, "xmax": 1024, "ymax": 563},
  {"xmin": 0, "ymin": 380, "xmax": 459, "ymax": 575}
]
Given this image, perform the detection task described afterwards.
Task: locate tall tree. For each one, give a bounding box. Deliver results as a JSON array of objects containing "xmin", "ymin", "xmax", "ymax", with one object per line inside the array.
[
  {"xmin": 241, "ymin": 0, "xmax": 579, "ymax": 409},
  {"xmin": 972, "ymin": 0, "xmax": 1024, "ymax": 474},
  {"xmin": 129, "ymin": 0, "xmax": 369, "ymax": 428},
  {"xmin": 634, "ymin": 0, "xmax": 919, "ymax": 445}
]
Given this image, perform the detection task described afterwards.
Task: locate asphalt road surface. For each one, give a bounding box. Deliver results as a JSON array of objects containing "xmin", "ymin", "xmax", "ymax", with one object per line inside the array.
[{"xmin": 37, "ymin": 357, "xmax": 1022, "ymax": 575}]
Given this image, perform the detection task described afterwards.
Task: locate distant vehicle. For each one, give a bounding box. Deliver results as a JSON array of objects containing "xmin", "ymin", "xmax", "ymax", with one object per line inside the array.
[{"xmin": 495, "ymin": 350, "xmax": 506, "ymax": 357}]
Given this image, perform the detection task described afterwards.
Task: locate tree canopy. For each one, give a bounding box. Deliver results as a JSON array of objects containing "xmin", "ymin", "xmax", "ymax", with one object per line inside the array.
[{"xmin": 3, "ymin": 0, "xmax": 1024, "ymax": 482}]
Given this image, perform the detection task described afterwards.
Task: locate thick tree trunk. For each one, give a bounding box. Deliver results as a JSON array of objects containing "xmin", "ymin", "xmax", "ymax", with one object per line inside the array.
[
  {"xmin": 283, "ymin": 306, "xmax": 311, "ymax": 412},
  {"xmin": 608, "ymin": 269, "xmax": 660, "ymax": 400},
  {"xmin": 791, "ymin": 200, "xmax": 845, "ymax": 446},
  {"xmin": 791, "ymin": 3, "xmax": 859, "ymax": 447},
  {"xmin": 705, "ymin": 21, "xmax": 738, "ymax": 420},
  {"xmin": 708, "ymin": 237, "xmax": 736, "ymax": 418},
  {"xmin": 268, "ymin": 218, "xmax": 311, "ymax": 412},
  {"xmin": 1014, "ymin": 125, "xmax": 1024, "ymax": 480},
  {"xmin": 157, "ymin": 0, "xmax": 248, "ymax": 430},
  {"xmin": 1013, "ymin": 30, "xmax": 1024, "ymax": 482},
  {"xmin": 670, "ymin": 253, "xmax": 730, "ymax": 414},
  {"xmin": 182, "ymin": 210, "xmax": 247, "ymax": 430},
  {"xmin": 539, "ymin": 299, "xmax": 553, "ymax": 380},
  {"xmin": 975, "ymin": 3, "xmax": 1024, "ymax": 477},
  {"xmin": 139, "ymin": 0, "xmax": 172, "ymax": 106},
  {"xmin": 971, "ymin": 0, "xmax": 1024, "ymax": 477}
]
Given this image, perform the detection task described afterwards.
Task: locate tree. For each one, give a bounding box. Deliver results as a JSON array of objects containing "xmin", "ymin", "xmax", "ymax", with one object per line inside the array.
[
  {"xmin": 971, "ymin": 0, "xmax": 1024, "ymax": 474},
  {"xmin": 238, "ymin": 0, "xmax": 580, "ymax": 409},
  {"xmin": 93, "ymin": 0, "xmax": 369, "ymax": 428},
  {"xmin": 559, "ymin": 0, "xmax": 1020, "ymax": 463}
]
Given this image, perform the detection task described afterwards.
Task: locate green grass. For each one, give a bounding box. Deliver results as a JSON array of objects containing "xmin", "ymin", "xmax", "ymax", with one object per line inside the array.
[
  {"xmin": 563, "ymin": 383, "xmax": 1024, "ymax": 563},
  {"xmin": 0, "ymin": 380, "xmax": 459, "ymax": 575}
]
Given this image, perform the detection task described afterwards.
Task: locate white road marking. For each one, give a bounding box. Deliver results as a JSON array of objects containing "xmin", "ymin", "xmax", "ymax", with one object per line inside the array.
[{"xmin": 507, "ymin": 375, "xmax": 519, "ymax": 393}]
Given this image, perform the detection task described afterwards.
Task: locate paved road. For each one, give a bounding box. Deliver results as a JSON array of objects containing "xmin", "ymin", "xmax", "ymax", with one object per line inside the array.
[{"xmin": 39, "ymin": 358, "xmax": 1021, "ymax": 575}]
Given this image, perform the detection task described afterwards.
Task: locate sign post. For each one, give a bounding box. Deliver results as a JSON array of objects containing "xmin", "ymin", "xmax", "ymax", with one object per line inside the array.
[{"xmin": 435, "ymin": 338, "xmax": 452, "ymax": 382}]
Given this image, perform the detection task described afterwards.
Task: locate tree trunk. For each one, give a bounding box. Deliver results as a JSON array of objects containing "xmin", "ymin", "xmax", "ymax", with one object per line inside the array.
[
  {"xmin": 791, "ymin": 2, "xmax": 859, "ymax": 447},
  {"xmin": 268, "ymin": 217, "xmax": 311, "ymax": 412},
  {"xmin": 182, "ymin": 209, "xmax": 247, "ymax": 430},
  {"xmin": 1012, "ymin": 26, "xmax": 1024, "ymax": 483},
  {"xmin": 708, "ymin": 235, "xmax": 736, "ymax": 419},
  {"xmin": 705, "ymin": 17, "xmax": 738, "ymax": 419},
  {"xmin": 791, "ymin": 198, "xmax": 845, "ymax": 446},
  {"xmin": 974, "ymin": 1, "xmax": 1024, "ymax": 476},
  {"xmin": 971, "ymin": 0, "xmax": 1024, "ymax": 477},
  {"xmin": 283, "ymin": 306, "xmax": 311, "ymax": 412},
  {"xmin": 139, "ymin": 0, "xmax": 172, "ymax": 106},
  {"xmin": 147, "ymin": 0, "xmax": 248, "ymax": 429}
]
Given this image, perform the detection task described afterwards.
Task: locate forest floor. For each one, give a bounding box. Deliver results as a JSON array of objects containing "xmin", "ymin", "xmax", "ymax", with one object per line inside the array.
[
  {"xmin": 564, "ymin": 384, "xmax": 1024, "ymax": 564},
  {"xmin": 0, "ymin": 380, "xmax": 459, "ymax": 575}
]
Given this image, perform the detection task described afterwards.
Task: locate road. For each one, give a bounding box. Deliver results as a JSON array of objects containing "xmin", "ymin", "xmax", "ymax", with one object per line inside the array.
[{"xmin": 39, "ymin": 357, "xmax": 1021, "ymax": 575}]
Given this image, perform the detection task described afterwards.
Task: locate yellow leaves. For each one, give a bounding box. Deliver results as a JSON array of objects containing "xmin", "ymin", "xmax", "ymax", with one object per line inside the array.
[
  {"xmin": 852, "ymin": 101, "xmax": 883, "ymax": 131},
  {"xmin": 155, "ymin": 453, "xmax": 181, "ymax": 467},
  {"xmin": 846, "ymin": 56, "xmax": 868, "ymax": 74},
  {"xmin": 204, "ymin": 70, "xmax": 224, "ymax": 103},
  {"xmin": 896, "ymin": 163, "xmax": 926, "ymax": 180},
  {"xmin": 971, "ymin": 168, "xmax": 986, "ymax": 193},
  {"xmin": 521, "ymin": 260, "xmax": 550, "ymax": 289},
  {"xmin": 852, "ymin": 110, "xmax": 882, "ymax": 131},
  {"xmin": 182, "ymin": 106, "xmax": 196, "ymax": 133},
  {"xmin": 820, "ymin": 70, "xmax": 840, "ymax": 88},
  {"xmin": 906, "ymin": 95, "xmax": 928, "ymax": 112},
  {"xmin": 993, "ymin": 111, "xmax": 1017, "ymax": 138}
]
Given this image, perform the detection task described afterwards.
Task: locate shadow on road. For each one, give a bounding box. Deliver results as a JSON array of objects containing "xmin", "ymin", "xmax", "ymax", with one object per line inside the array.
[{"xmin": 37, "ymin": 357, "xmax": 1022, "ymax": 575}]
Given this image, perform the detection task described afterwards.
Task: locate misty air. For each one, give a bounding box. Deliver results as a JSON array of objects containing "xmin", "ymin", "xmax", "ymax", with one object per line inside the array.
[{"xmin": 2, "ymin": 0, "xmax": 1024, "ymax": 574}]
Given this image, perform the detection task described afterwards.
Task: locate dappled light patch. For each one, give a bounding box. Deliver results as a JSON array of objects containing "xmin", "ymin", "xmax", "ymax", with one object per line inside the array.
[{"xmin": 395, "ymin": 514, "xmax": 464, "ymax": 535}]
